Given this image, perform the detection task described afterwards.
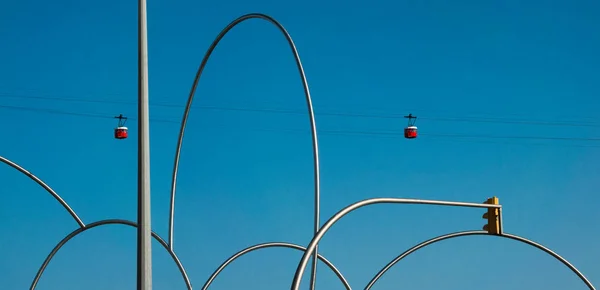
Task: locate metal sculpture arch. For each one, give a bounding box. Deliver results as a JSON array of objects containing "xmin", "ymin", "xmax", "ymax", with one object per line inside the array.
[
  {"xmin": 30, "ymin": 219, "xmax": 192, "ymax": 290},
  {"xmin": 168, "ymin": 12, "xmax": 322, "ymax": 289},
  {"xmin": 0, "ymin": 155, "xmax": 85, "ymax": 228},
  {"xmin": 3, "ymin": 12, "xmax": 595, "ymax": 290},
  {"xmin": 201, "ymin": 242, "xmax": 351, "ymax": 290},
  {"xmin": 365, "ymin": 230, "xmax": 595, "ymax": 290}
]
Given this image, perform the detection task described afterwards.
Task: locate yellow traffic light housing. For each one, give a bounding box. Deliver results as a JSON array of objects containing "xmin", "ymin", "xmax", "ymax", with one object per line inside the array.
[{"xmin": 482, "ymin": 197, "xmax": 500, "ymax": 234}]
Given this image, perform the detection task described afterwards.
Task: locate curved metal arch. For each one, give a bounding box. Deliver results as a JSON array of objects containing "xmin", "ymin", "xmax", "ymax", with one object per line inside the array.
[
  {"xmin": 365, "ymin": 231, "xmax": 595, "ymax": 290},
  {"xmin": 30, "ymin": 219, "xmax": 192, "ymax": 290},
  {"xmin": 168, "ymin": 12, "xmax": 321, "ymax": 289},
  {"xmin": 200, "ymin": 242, "xmax": 351, "ymax": 290},
  {"xmin": 0, "ymin": 155, "xmax": 85, "ymax": 228}
]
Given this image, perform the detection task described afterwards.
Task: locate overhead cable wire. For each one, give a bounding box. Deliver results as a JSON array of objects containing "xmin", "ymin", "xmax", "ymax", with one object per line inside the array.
[
  {"xmin": 1, "ymin": 103, "xmax": 600, "ymax": 148},
  {"xmin": 1, "ymin": 92, "xmax": 599, "ymax": 128}
]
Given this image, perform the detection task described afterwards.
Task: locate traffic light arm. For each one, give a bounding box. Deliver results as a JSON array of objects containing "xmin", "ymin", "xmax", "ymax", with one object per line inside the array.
[{"xmin": 289, "ymin": 197, "xmax": 504, "ymax": 290}]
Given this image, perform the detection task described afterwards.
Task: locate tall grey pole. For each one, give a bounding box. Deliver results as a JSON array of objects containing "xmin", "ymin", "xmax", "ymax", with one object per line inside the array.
[{"xmin": 137, "ymin": 0, "xmax": 152, "ymax": 289}]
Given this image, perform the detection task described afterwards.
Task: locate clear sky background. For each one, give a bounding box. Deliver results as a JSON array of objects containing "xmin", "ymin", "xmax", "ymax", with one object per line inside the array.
[{"xmin": 1, "ymin": 0, "xmax": 599, "ymax": 289}]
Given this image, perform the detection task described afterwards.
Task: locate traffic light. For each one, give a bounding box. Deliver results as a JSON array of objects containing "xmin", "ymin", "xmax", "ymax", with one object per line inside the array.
[{"xmin": 482, "ymin": 196, "xmax": 500, "ymax": 234}]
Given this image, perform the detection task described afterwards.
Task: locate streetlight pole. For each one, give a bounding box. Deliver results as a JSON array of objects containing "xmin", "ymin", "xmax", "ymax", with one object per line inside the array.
[{"xmin": 137, "ymin": 0, "xmax": 152, "ymax": 289}]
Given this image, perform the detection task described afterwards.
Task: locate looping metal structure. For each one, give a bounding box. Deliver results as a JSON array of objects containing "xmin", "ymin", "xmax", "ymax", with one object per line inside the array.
[
  {"xmin": 0, "ymin": 155, "xmax": 85, "ymax": 228},
  {"xmin": 29, "ymin": 219, "xmax": 192, "ymax": 290},
  {"xmin": 168, "ymin": 12, "xmax": 322, "ymax": 289},
  {"xmin": 4, "ymin": 12, "xmax": 597, "ymax": 290},
  {"xmin": 200, "ymin": 242, "xmax": 351, "ymax": 290},
  {"xmin": 365, "ymin": 230, "xmax": 596, "ymax": 290}
]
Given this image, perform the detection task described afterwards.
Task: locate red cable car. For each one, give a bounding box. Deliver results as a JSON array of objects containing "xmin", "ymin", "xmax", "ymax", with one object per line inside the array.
[
  {"xmin": 404, "ymin": 113, "xmax": 417, "ymax": 139},
  {"xmin": 114, "ymin": 114, "xmax": 128, "ymax": 139}
]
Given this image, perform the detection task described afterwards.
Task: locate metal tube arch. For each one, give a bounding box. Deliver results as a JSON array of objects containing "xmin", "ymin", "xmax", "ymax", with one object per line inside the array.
[
  {"xmin": 365, "ymin": 230, "xmax": 595, "ymax": 290},
  {"xmin": 30, "ymin": 219, "xmax": 192, "ymax": 290},
  {"xmin": 200, "ymin": 242, "xmax": 351, "ymax": 290},
  {"xmin": 290, "ymin": 197, "xmax": 503, "ymax": 290},
  {"xmin": 168, "ymin": 12, "xmax": 321, "ymax": 289},
  {"xmin": 0, "ymin": 155, "xmax": 85, "ymax": 228}
]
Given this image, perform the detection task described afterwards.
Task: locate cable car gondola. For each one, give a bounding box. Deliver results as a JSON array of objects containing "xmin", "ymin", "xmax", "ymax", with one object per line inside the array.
[
  {"xmin": 114, "ymin": 114, "xmax": 128, "ymax": 139},
  {"xmin": 404, "ymin": 113, "xmax": 417, "ymax": 139}
]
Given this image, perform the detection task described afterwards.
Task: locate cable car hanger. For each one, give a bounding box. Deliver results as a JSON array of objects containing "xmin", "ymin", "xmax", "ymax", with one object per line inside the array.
[
  {"xmin": 404, "ymin": 113, "xmax": 418, "ymax": 139},
  {"xmin": 114, "ymin": 114, "xmax": 128, "ymax": 140}
]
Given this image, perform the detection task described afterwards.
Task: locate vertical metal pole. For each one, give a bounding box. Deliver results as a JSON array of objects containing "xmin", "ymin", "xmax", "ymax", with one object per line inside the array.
[{"xmin": 137, "ymin": 0, "xmax": 152, "ymax": 289}]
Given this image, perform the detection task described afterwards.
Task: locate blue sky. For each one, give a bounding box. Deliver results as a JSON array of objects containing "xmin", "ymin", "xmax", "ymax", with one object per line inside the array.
[{"xmin": 1, "ymin": 0, "xmax": 599, "ymax": 289}]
